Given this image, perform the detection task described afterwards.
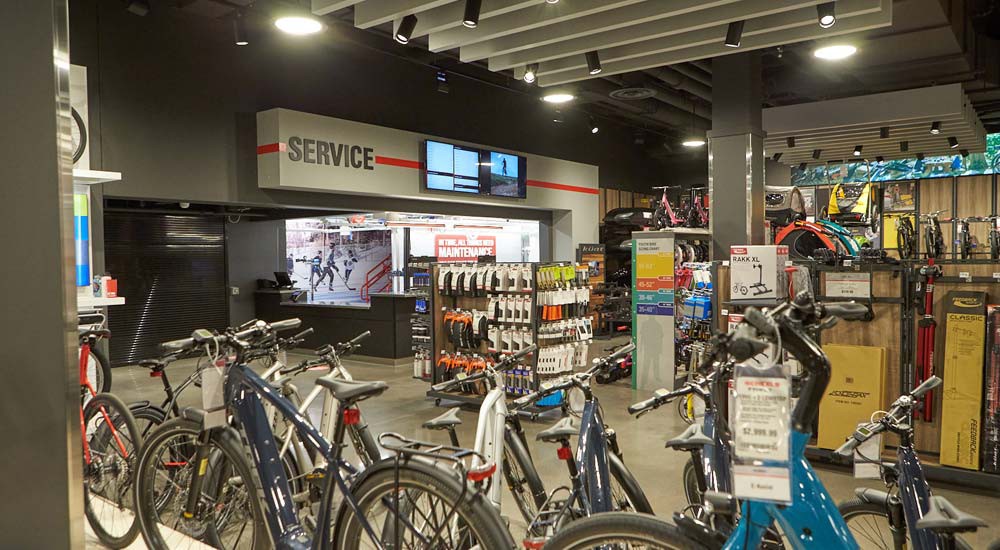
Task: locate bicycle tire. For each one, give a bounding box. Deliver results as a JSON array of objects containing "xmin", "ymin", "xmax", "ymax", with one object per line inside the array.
[
  {"xmin": 332, "ymin": 458, "xmax": 515, "ymax": 549},
  {"xmin": 896, "ymin": 220, "xmax": 914, "ymax": 260},
  {"xmin": 992, "ymin": 230, "xmax": 1000, "ymax": 260},
  {"xmin": 545, "ymin": 512, "xmax": 706, "ymax": 549},
  {"xmin": 129, "ymin": 403, "xmax": 167, "ymax": 441},
  {"xmin": 134, "ymin": 417, "xmax": 267, "ymax": 550},
  {"xmin": 71, "ymin": 106, "xmax": 87, "ymax": 164},
  {"xmin": 84, "ymin": 344, "xmax": 112, "ymax": 394},
  {"xmin": 839, "ymin": 498, "xmax": 971, "ymax": 550},
  {"xmin": 83, "ymin": 392, "xmax": 142, "ymax": 548},
  {"xmin": 503, "ymin": 428, "xmax": 546, "ymax": 527},
  {"xmin": 682, "ymin": 457, "xmax": 702, "ymax": 507},
  {"xmin": 608, "ymin": 452, "xmax": 653, "ymax": 514}
]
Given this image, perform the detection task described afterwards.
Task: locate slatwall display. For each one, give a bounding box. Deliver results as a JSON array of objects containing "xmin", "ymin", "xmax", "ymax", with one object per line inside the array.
[{"xmin": 104, "ymin": 212, "xmax": 229, "ymax": 366}]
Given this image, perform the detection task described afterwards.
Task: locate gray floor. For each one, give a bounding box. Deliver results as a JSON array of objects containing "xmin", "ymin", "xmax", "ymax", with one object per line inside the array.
[{"xmin": 103, "ymin": 338, "xmax": 1000, "ymax": 548}]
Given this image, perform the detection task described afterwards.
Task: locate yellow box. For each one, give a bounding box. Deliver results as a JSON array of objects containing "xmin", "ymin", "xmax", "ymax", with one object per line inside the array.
[
  {"xmin": 939, "ymin": 291, "xmax": 987, "ymax": 470},
  {"xmin": 817, "ymin": 344, "xmax": 886, "ymax": 450}
]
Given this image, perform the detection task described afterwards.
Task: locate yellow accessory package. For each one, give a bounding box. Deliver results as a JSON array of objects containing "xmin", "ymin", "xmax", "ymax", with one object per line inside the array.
[
  {"xmin": 817, "ymin": 344, "xmax": 886, "ymax": 451},
  {"xmin": 939, "ymin": 291, "xmax": 987, "ymax": 470}
]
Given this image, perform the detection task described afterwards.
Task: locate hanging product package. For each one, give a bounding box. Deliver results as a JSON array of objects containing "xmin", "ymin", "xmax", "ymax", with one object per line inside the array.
[
  {"xmin": 732, "ymin": 361, "xmax": 792, "ymax": 504},
  {"xmin": 938, "ymin": 290, "xmax": 987, "ymax": 470},
  {"xmin": 985, "ymin": 305, "xmax": 1000, "ymax": 473}
]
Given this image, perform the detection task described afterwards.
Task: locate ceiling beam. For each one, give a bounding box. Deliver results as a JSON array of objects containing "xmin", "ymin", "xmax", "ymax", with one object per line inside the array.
[
  {"xmin": 485, "ymin": 0, "xmax": 823, "ymax": 70},
  {"xmin": 409, "ymin": 0, "xmax": 539, "ymax": 38},
  {"xmin": 428, "ymin": 0, "xmax": 644, "ymax": 52},
  {"xmin": 312, "ymin": 0, "xmax": 366, "ymax": 15},
  {"xmin": 355, "ymin": 0, "xmax": 455, "ymax": 29},
  {"xmin": 459, "ymin": 0, "xmax": 740, "ymax": 63},
  {"xmin": 536, "ymin": 0, "xmax": 891, "ymax": 87}
]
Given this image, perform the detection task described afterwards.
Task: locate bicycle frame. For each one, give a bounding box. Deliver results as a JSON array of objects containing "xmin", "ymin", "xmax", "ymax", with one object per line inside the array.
[
  {"xmin": 472, "ymin": 370, "xmax": 512, "ymax": 508},
  {"xmin": 895, "ymin": 443, "xmax": 940, "ymax": 549},
  {"xmin": 79, "ymin": 336, "xmax": 129, "ymax": 464},
  {"xmin": 725, "ymin": 431, "xmax": 857, "ymax": 550},
  {"xmin": 575, "ymin": 398, "xmax": 613, "ymax": 514}
]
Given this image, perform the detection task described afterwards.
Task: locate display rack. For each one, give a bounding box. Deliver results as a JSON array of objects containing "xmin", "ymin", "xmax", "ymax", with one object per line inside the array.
[
  {"xmin": 425, "ymin": 261, "xmax": 592, "ymax": 411},
  {"xmin": 407, "ymin": 258, "xmax": 433, "ymax": 380}
]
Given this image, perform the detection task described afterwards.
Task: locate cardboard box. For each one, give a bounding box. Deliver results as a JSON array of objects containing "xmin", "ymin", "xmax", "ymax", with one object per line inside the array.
[
  {"xmin": 729, "ymin": 245, "xmax": 788, "ymax": 303},
  {"xmin": 939, "ymin": 291, "xmax": 987, "ymax": 470},
  {"xmin": 817, "ymin": 344, "xmax": 886, "ymax": 450},
  {"xmin": 983, "ymin": 305, "xmax": 1000, "ymax": 473}
]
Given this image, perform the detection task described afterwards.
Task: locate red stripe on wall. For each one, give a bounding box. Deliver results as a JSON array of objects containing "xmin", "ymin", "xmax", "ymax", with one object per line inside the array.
[
  {"xmin": 527, "ymin": 179, "xmax": 599, "ymax": 195},
  {"xmin": 375, "ymin": 156, "xmax": 424, "ymax": 169},
  {"xmin": 256, "ymin": 142, "xmax": 286, "ymax": 155}
]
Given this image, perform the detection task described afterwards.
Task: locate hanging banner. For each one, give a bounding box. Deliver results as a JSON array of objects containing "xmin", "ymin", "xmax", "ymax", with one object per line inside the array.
[{"xmin": 434, "ymin": 234, "xmax": 497, "ymax": 262}]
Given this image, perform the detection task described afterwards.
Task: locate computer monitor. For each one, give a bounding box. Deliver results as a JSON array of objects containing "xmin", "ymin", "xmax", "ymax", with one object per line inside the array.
[{"xmin": 274, "ymin": 271, "xmax": 294, "ymax": 289}]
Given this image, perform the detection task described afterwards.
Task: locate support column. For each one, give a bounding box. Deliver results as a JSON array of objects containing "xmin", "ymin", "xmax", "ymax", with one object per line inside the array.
[
  {"xmin": 0, "ymin": 0, "xmax": 82, "ymax": 547},
  {"xmin": 709, "ymin": 52, "xmax": 766, "ymax": 258}
]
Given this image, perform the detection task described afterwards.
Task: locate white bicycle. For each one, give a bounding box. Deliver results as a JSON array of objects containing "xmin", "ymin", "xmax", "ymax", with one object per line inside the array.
[{"xmin": 425, "ymin": 346, "xmax": 547, "ymax": 526}]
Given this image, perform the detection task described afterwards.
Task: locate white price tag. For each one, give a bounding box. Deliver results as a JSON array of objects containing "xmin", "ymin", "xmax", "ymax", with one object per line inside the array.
[
  {"xmin": 721, "ymin": 309, "xmax": 729, "ymax": 317},
  {"xmin": 201, "ymin": 362, "xmax": 227, "ymax": 429},
  {"xmin": 960, "ymin": 271, "xmax": 971, "ymax": 281},
  {"xmin": 843, "ymin": 259, "xmax": 853, "ymax": 267},
  {"xmin": 825, "ymin": 272, "xmax": 872, "ymax": 299},
  {"xmin": 853, "ymin": 426, "xmax": 882, "ymax": 480},
  {"xmin": 993, "ymin": 273, "xmax": 1000, "ymax": 280},
  {"xmin": 734, "ymin": 464, "xmax": 791, "ymax": 503},
  {"xmin": 734, "ymin": 375, "xmax": 790, "ymax": 461}
]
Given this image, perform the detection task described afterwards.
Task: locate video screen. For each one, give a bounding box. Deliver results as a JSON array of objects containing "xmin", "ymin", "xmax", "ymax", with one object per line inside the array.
[
  {"xmin": 423, "ymin": 140, "xmax": 483, "ymax": 194},
  {"xmin": 487, "ymin": 151, "xmax": 526, "ymax": 198}
]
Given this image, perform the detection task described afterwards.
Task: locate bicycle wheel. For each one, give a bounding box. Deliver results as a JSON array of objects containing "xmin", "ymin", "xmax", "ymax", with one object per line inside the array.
[
  {"xmin": 545, "ymin": 512, "xmax": 706, "ymax": 549},
  {"xmin": 503, "ymin": 429, "xmax": 546, "ymax": 527},
  {"xmin": 83, "ymin": 345, "xmax": 112, "ymax": 394},
  {"xmin": 896, "ymin": 221, "xmax": 913, "ymax": 259},
  {"xmin": 608, "ymin": 453, "xmax": 653, "ymax": 514},
  {"xmin": 134, "ymin": 417, "xmax": 267, "ymax": 550},
  {"xmin": 839, "ymin": 499, "xmax": 908, "ymax": 550},
  {"xmin": 83, "ymin": 392, "xmax": 142, "ymax": 548},
  {"xmin": 991, "ymin": 230, "xmax": 1000, "ymax": 260},
  {"xmin": 332, "ymin": 459, "xmax": 515, "ymax": 549},
  {"xmin": 677, "ymin": 395, "xmax": 696, "ymax": 425},
  {"xmin": 682, "ymin": 457, "xmax": 702, "ymax": 508}
]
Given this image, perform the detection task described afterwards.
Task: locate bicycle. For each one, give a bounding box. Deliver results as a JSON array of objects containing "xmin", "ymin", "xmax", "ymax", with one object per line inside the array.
[
  {"xmin": 835, "ymin": 375, "xmax": 983, "ymax": 550},
  {"xmin": 652, "ymin": 186, "xmax": 684, "ymax": 229},
  {"xmin": 921, "ymin": 210, "xmax": 947, "ymax": 259},
  {"xmin": 79, "ymin": 311, "xmax": 112, "ymax": 394},
  {"xmin": 953, "ymin": 216, "xmax": 979, "ymax": 260},
  {"xmin": 134, "ymin": 319, "xmax": 513, "ymax": 549},
  {"xmin": 687, "ymin": 187, "xmax": 710, "ymax": 228},
  {"xmin": 79, "ymin": 327, "xmax": 143, "ymax": 548},
  {"xmin": 545, "ymin": 295, "xmax": 929, "ymax": 550},
  {"xmin": 511, "ymin": 344, "xmax": 653, "ymax": 544},
  {"xmin": 425, "ymin": 346, "xmax": 547, "ymax": 528},
  {"xmin": 894, "ymin": 215, "xmax": 916, "ymax": 260},
  {"xmin": 986, "ymin": 215, "xmax": 1000, "ymax": 260}
]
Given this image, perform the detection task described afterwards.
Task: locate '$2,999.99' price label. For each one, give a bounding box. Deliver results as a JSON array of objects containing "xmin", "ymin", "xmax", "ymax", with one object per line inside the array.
[{"xmin": 734, "ymin": 375, "xmax": 789, "ymax": 462}]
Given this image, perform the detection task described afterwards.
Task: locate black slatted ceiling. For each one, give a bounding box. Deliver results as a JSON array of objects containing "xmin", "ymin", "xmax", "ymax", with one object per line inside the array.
[{"xmin": 104, "ymin": 212, "xmax": 229, "ymax": 366}]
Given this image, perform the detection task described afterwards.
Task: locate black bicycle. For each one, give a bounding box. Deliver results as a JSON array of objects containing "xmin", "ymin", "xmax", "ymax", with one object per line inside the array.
[
  {"xmin": 921, "ymin": 210, "xmax": 947, "ymax": 259},
  {"xmin": 895, "ymin": 215, "xmax": 916, "ymax": 260}
]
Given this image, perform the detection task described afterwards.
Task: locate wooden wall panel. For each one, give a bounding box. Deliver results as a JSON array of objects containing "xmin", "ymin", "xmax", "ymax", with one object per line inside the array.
[{"xmin": 956, "ymin": 175, "xmax": 994, "ymax": 257}]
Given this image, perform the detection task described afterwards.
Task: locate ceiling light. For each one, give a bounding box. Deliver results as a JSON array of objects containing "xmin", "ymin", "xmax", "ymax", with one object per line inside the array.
[
  {"xmin": 586, "ymin": 51, "xmax": 602, "ymax": 75},
  {"xmin": 879, "ymin": 127, "xmax": 890, "ymax": 139},
  {"xmin": 395, "ymin": 14, "xmax": 418, "ymax": 44},
  {"xmin": 523, "ymin": 64, "xmax": 538, "ymax": 84},
  {"xmin": 233, "ymin": 11, "xmax": 249, "ymax": 46},
  {"xmin": 814, "ymin": 44, "xmax": 856, "ymax": 60},
  {"xmin": 900, "ymin": 141, "xmax": 909, "ymax": 152},
  {"xmin": 853, "ymin": 145, "xmax": 863, "ymax": 157},
  {"xmin": 812, "ymin": 149, "xmax": 822, "ymax": 159},
  {"xmin": 961, "ymin": 149, "xmax": 970, "ymax": 157},
  {"xmin": 948, "ymin": 136, "xmax": 959, "ymax": 149},
  {"xmin": 916, "ymin": 152, "xmax": 925, "ymax": 161},
  {"xmin": 552, "ymin": 110, "xmax": 564, "ymax": 123},
  {"xmin": 542, "ymin": 92, "xmax": 575, "ymax": 103},
  {"xmin": 682, "ymin": 138, "xmax": 706, "ymax": 148},
  {"xmin": 772, "ymin": 152, "xmax": 783, "ymax": 161},
  {"xmin": 725, "ymin": 20, "xmax": 745, "ymax": 48},
  {"xmin": 275, "ymin": 16, "xmax": 324, "ymax": 36},
  {"xmin": 463, "ymin": 0, "xmax": 482, "ymax": 28},
  {"xmin": 125, "ymin": 0, "xmax": 149, "ymax": 16},
  {"xmin": 875, "ymin": 156, "xmax": 885, "ymax": 162},
  {"xmin": 930, "ymin": 121, "xmax": 941, "ymax": 134},
  {"xmin": 436, "ymin": 71, "xmax": 449, "ymax": 94},
  {"xmin": 589, "ymin": 117, "xmax": 599, "ymax": 134},
  {"xmin": 817, "ymin": 2, "xmax": 836, "ymax": 28},
  {"xmin": 545, "ymin": 0, "xmax": 559, "ymax": 3},
  {"xmin": 786, "ymin": 137, "xmax": 796, "ymax": 148},
  {"xmin": 799, "ymin": 162, "xmax": 808, "ymax": 171}
]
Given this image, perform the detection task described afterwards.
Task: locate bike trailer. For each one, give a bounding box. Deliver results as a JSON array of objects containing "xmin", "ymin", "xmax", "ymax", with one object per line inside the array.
[
  {"xmin": 764, "ymin": 186, "xmax": 806, "ymax": 227},
  {"xmin": 828, "ymin": 182, "xmax": 878, "ymax": 227}
]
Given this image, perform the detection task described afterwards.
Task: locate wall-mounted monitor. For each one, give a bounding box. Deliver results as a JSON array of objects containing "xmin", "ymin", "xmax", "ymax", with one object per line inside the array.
[{"xmin": 422, "ymin": 140, "xmax": 527, "ymax": 199}]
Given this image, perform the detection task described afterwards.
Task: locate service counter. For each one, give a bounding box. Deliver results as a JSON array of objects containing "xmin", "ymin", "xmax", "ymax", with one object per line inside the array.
[{"xmin": 254, "ymin": 290, "xmax": 416, "ymax": 362}]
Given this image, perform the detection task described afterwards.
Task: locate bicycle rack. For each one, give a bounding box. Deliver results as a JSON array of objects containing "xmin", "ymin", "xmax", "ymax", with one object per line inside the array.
[{"xmin": 526, "ymin": 485, "xmax": 574, "ymax": 539}]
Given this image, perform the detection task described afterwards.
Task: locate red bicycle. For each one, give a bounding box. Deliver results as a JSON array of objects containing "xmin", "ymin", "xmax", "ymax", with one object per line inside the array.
[
  {"xmin": 652, "ymin": 185, "xmax": 684, "ymax": 229},
  {"xmin": 79, "ymin": 329, "xmax": 142, "ymax": 548}
]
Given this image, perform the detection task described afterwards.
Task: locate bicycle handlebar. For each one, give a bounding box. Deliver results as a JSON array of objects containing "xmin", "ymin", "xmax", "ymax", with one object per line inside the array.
[
  {"xmin": 821, "ymin": 302, "xmax": 870, "ymax": 321},
  {"xmin": 912, "ymin": 375, "xmax": 942, "ymax": 399},
  {"xmin": 627, "ymin": 386, "xmax": 690, "ymax": 416},
  {"xmin": 835, "ymin": 375, "xmax": 942, "ymax": 456}
]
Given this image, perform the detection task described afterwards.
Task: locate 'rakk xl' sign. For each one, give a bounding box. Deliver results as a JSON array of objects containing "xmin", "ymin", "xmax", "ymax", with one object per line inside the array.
[{"xmin": 435, "ymin": 235, "xmax": 496, "ymax": 262}]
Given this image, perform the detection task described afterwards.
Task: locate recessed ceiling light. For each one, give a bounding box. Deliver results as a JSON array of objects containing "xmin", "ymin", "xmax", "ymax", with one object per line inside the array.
[
  {"xmin": 814, "ymin": 44, "xmax": 856, "ymax": 60},
  {"xmin": 274, "ymin": 16, "xmax": 323, "ymax": 36},
  {"xmin": 682, "ymin": 139, "xmax": 706, "ymax": 147},
  {"xmin": 542, "ymin": 93, "xmax": 575, "ymax": 104},
  {"xmin": 545, "ymin": 0, "xmax": 559, "ymax": 4}
]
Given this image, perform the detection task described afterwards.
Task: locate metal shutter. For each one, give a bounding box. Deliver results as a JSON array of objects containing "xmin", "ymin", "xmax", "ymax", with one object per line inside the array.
[{"xmin": 104, "ymin": 212, "xmax": 228, "ymax": 366}]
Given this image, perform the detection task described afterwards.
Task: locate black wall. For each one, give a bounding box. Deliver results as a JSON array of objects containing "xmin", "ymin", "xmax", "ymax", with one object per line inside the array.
[
  {"xmin": 68, "ymin": 0, "xmax": 671, "ymax": 209},
  {"xmin": 227, "ymin": 219, "xmax": 285, "ymax": 325}
]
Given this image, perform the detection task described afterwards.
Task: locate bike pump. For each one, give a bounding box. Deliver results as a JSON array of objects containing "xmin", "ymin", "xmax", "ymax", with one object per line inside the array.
[{"xmin": 915, "ymin": 259, "xmax": 942, "ymax": 421}]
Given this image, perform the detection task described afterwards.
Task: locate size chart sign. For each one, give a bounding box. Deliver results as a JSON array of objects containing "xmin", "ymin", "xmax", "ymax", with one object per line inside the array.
[
  {"xmin": 825, "ymin": 272, "xmax": 871, "ymax": 298},
  {"xmin": 733, "ymin": 365, "xmax": 791, "ymax": 503},
  {"xmin": 635, "ymin": 238, "xmax": 674, "ymax": 317}
]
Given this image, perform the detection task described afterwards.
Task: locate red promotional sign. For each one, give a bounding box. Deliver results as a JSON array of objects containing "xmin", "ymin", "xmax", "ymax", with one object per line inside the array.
[{"xmin": 435, "ymin": 234, "xmax": 497, "ymax": 262}]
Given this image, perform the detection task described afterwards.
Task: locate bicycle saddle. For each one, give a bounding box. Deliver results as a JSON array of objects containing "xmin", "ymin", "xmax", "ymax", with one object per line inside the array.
[
  {"xmin": 422, "ymin": 408, "xmax": 462, "ymax": 430},
  {"xmin": 316, "ymin": 376, "xmax": 388, "ymax": 402},
  {"xmin": 664, "ymin": 423, "xmax": 714, "ymax": 451},
  {"xmin": 536, "ymin": 417, "xmax": 578, "ymax": 443},
  {"xmin": 914, "ymin": 496, "xmax": 986, "ymax": 534},
  {"xmin": 79, "ymin": 328, "xmax": 111, "ymax": 340}
]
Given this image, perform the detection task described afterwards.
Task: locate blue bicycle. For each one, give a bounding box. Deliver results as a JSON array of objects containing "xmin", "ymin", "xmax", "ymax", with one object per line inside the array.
[
  {"xmin": 544, "ymin": 294, "xmax": 925, "ymax": 550},
  {"xmin": 133, "ymin": 319, "xmax": 514, "ymax": 550}
]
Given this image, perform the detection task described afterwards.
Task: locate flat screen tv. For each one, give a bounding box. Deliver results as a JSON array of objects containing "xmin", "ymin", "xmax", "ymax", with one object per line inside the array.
[
  {"xmin": 485, "ymin": 150, "xmax": 527, "ymax": 198},
  {"xmin": 422, "ymin": 140, "xmax": 527, "ymax": 199}
]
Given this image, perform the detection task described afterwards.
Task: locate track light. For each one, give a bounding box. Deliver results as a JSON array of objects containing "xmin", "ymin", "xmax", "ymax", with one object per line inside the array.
[
  {"xmin": 545, "ymin": 0, "xmax": 559, "ymax": 4},
  {"xmin": 879, "ymin": 127, "xmax": 890, "ymax": 139},
  {"xmin": 853, "ymin": 145, "xmax": 863, "ymax": 157},
  {"xmin": 586, "ymin": 51, "xmax": 602, "ymax": 75},
  {"xmin": 589, "ymin": 117, "xmax": 599, "ymax": 134},
  {"xmin": 948, "ymin": 136, "xmax": 959, "ymax": 149},
  {"xmin": 812, "ymin": 149, "xmax": 822, "ymax": 159},
  {"xmin": 799, "ymin": 162, "xmax": 808, "ymax": 171},
  {"xmin": 772, "ymin": 152, "xmax": 783, "ymax": 161},
  {"xmin": 523, "ymin": 64, "xmax": 538, "ymax": 84},
  {"xmin": 552, "ymin": 110, "xmax": 564, "ymax": 124},
  {"xmin": 817, "ymin": 2, "xmax": 836, "ymax": 28},
  {"xmin": 930, "ymin": 121, "xmax": 941, "ymax": 135},
  {"xmin": 125, "ymin": 0, "xmax": 150, "ymax": 16},
  {"xmin": 875, "ymin": 156, "xmax": 885, "ymax": 162},
  {"xmin": 900, "ymin": 141, "xmax": 909, "ymax": 152},
  {"xmin": 436, "ymin": 71, "xmax": 449, "ymax": 94},
  {"xmin": 463, "ymin": 0, "xmax": 482, "ymax": 28},
  {"xmin": 395, "ymin": 14, "xmax": 418, "ymax": 44},
  {"xmin": 725, "ymin": 20, "xmax": 745, "ymax": 48},
  {"xmin": 961, "ymin": 149, "xmax": 970, "ymax": 157},
  {"xmin": 916, "ymin": 152, "xmax": 925, "ymax": 161},
  {"xmin": 786, "ymin": 137, "xmax": 796, "ymax": 148},
  {"xmin": 233, "ymin": 11, "xmax": 249, "ymax": 46}
]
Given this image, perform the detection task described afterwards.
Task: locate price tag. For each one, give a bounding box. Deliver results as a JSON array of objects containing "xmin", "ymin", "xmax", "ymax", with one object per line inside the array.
[
  {"xmin": 960, "ymin": 271, "xmax": 971, "ymax": 281},
  {"xmin": 825, "ymin": 272, "xmax": 871, "ymax": 298},
  {"xmin": 785, "ymin": 260, "xmax": 794, "ymax": 266},
  {"xmin": 201, "ymin": 361, "xmax": 227, "ymax": 429},
  {"xmin": 853, "ymin": 425, "xmax": 882, "ymax": 480},
  {"xmin": 843, "ymin": 259, "xmax": 853, "ymax": 267},
  {"xmin": 722, "ymin": 260, "xmax": 730, "ymax": 267},
  {"xmin": 721, "ymin": 309, "xmax": 729, "ymax": 317},
  {"xmin": 993, "ymin": 273, "xmax": 1000, "ymax": 280},
  {"xmin": 733, "ymin": 363, "xmax": 791, "ymax": 503}
]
